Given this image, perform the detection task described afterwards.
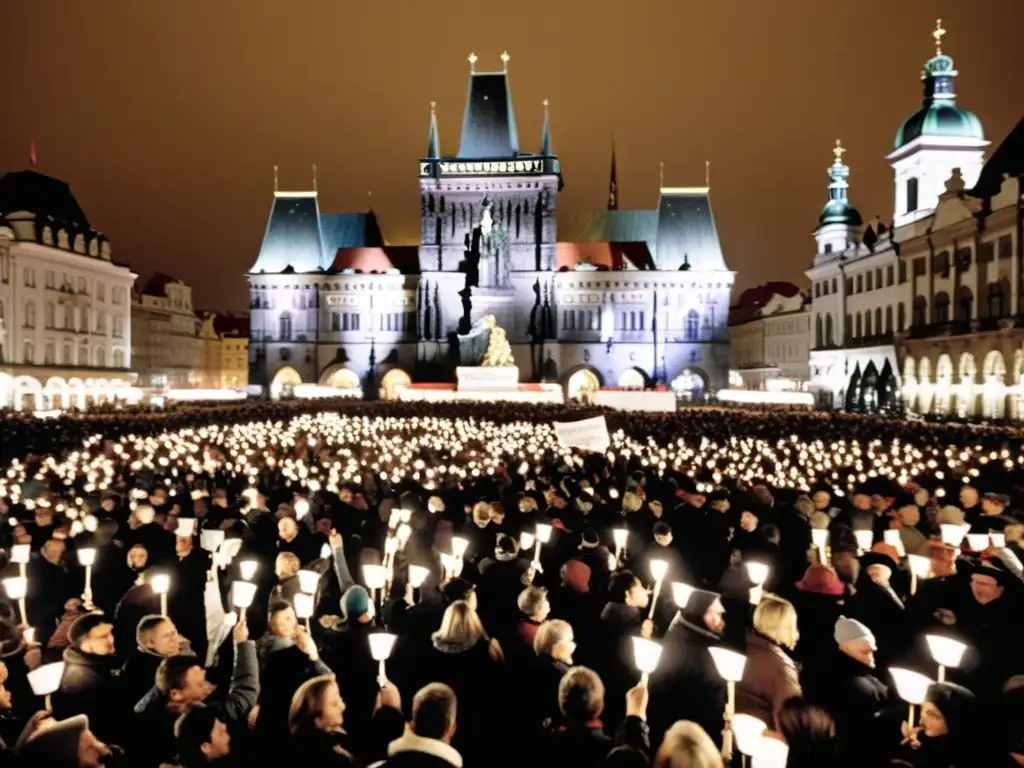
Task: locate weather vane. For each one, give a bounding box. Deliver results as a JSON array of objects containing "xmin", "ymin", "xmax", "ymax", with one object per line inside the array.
[
  {"xmin": 833, "ymin": 139, "xmax": 846, "ymax": 164},
  {"xmin": 468, "ymin": 52, "xmax": 478, "ymax": 72},
  {"xmin": 501, "ymin": 51, "xmax": 510, "ymax": 71},
  {"xmin": 933, "ymin": 18, "xmax": 946, "ymax": 55}
]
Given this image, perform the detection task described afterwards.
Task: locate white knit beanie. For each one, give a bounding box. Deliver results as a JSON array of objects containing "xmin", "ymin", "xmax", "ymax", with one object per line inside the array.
[{"xmin": 834, "ymin": 616, "xmax": 876, "ymax": 649}]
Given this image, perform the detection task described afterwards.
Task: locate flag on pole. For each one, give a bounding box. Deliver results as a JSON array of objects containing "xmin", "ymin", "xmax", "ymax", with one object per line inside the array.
[{"xmin": 29, "ymin": 136, "xmax": 37, "ymax": 166}]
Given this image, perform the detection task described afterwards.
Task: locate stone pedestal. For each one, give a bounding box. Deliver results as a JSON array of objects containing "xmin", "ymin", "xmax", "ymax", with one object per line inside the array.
[{"xmin": 456, "ymin": 365, "xmax": 519, "ymax": 391}]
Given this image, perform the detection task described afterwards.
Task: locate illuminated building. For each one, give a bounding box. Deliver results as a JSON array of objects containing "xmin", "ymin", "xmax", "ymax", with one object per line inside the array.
[
  {"xmin": 131, "ymin": 273, "xmax": 202, "ymax": 389},
  {"xmin": 807, "ymin": 21, "xmax": 1024, "ymax": 417},
  {"xmin": 197, "ymin": 310, "xmax": 249, "ymax": 390},
  {"xmin": 729, "ymin": 283, "xmax": 811, "ymax": 391},
  {"xmin": 247, "ymin": 53, "xmax": 734, "ymax": 401},
  {"xmin": 0, "ymin": 168, "xmax": 137, "ymax": 410}
]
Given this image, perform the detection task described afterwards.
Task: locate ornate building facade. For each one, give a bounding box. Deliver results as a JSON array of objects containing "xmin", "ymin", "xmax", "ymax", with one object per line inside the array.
[
  {"xmin": 197, "ymin": 310, "xmax": 249, "ymax": 390},
  {"xmin": 807, "ymin": 22, "xmax": 1024, "ymax": 418},
  {"xmin": 0, "ymin": 169, "xmax": 136, "ymax": 410},
  {"xmin": 131, "ymin": 273, "xmax": 202, "ymax": 389},
  {"xmin": 248, "ymin": 54, "xmax": 734, "ymax": 399},
  {"xmin": 729, "ymin": 283, "xmax": 811, "ymax": 391}
]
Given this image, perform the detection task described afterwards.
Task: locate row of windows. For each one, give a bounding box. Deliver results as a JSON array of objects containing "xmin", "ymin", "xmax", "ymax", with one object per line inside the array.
[
  {"xmin": 330, "ymin": 312, "xmax": 362, "ymax": 332},
  {"xmin": 14, "ymin": 301, "xmax": 123, "ymax": 336},
  {"xmin": 20, "ymin": 340, "xmax": 124, "ymax": 368},
  {"xmin": 561, "ymin": 308, "xmax": 711, "ymax": 340},
  {"xmin": 278, "ymin": 311, "xmax": 415, "ymax": 340}
]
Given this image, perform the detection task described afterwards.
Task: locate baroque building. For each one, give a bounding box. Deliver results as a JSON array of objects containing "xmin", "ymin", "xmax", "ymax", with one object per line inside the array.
[
  {"xmin": 807, "ymin": 21, "xmax": 1024, "ymax": 418},
  {"xmin": 0, "ymin": 168, "xmax": 136, "ymax": 409},
  {"xmin": 131, "ymin": 273, "xmax": 202, "ymax": 389},
  {"xmin": 729, "ymin": 283, "xmax": 811, "ymax": 391},
  {"xmin": 197, "ymin": 310, "xmax": 249, "ymax": 390},
  {"xmin": 248, "ymin": 54, "xmax": 734, "ymax": 400}
]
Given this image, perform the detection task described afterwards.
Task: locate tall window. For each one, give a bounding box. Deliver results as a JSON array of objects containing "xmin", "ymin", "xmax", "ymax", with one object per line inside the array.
[
  {"xmin": 24, "ymin": 301, "xmax": 35, "ymax": 328},
  {"xmin": 45, "ymin": 341, "xmax": 55, "ymax": 364},
  {"xmin": 113, "ymin": 348, "xmax": 125, "ymax": 368},
  {"xmin": 684, "ymin": 310, "xmax": 699, "ymax": 341},
  {"xmin": 95, "ymin": 346, "xmax": 106, "ymax": 367},
  {"xmin": 331, "ymin": 312, "xmax": 340, "ymax": 332},
  {"xmin": 934, "ymin": 293, "xmax": 950, "ymax": 323},
  {"xmin": 279, "ymin": 312, "xmax": 293, "ymax": 341},
  {"xmin": 874, "ymin": 308, "xmax": 882, "ymax": 334},
  {"xmin": 913, "ymin": 296, "xmax": 927, "ymax": 326},
  {"xmin": 897, "ymin": 303, "xmax": 906, "ymax": 331},
  {"xmin": 22, "ymin": 340, "xmax": 33, "ymax": 364},
  {"xmin": 906, "ymin": 178, "xmax": 919, "ymax": 212},
  {"xmin": 885, "ymin": 306, "xmax": 893, "ymax": 333},
  {"xmin": 988, "ymin": 281, "xmax": 1006, "ymax": 317},
  {"xmin": 825, "ymin": 314, "xmax": 834, "ymax": 346},
  {"xmin": 815, "ymin": 316, "xmax": 823, "ymax": 348}
]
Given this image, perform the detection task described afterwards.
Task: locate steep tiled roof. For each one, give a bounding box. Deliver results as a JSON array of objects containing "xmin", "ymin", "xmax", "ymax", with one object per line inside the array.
[
  {"xmin": 971, "ymin": 116, "xmax": 1024, "ymax": 199},
  {"xmin": 330, "ymin": 245, "xmax": 420, "ymax": 275},
  {"xmin": 654, "ymin": 189, "xmax": 728, "ymax": 271},
  {"xmin": 249, "ymin": 193, "xmax": 326, "ymax": 274}
]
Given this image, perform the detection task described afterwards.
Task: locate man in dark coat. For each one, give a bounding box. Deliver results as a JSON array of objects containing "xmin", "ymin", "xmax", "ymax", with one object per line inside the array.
[
  {"xmin": 132, "ymin": 618, "xmax": 257, "ymax": 768},
  {"xmin": 120, "ymin": 614, "xmax": 195, "ymax": 709},
  {"xmin": 51, "ymin": 612, "xmax": 122, "ymax": 748},
  {"xmin": 374, "ymin": 683, "xmax": 463, "ymax": 768}
]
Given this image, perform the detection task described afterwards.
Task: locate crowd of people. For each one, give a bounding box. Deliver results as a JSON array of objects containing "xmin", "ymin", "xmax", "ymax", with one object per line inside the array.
[{"xmin": 0, "ymin": 400, "xmax": 1019, "ymax": 767}]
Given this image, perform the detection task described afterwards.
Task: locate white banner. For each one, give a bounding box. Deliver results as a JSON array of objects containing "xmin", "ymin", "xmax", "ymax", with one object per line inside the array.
[{"xmin": 554, "ymin": 416, "xmax": 611, "ymax": 453}]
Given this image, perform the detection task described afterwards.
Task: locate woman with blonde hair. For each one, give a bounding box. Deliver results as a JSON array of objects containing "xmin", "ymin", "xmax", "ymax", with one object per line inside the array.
[
  {"xmin": 735, "ymin": 593, "xmax": 802, "ymax": 728},
  {"xmin": 419, "ymin": 599, "xmax": 504, "ymax": 766},
  {"xmin": 287, "ymin": 673, "xmax": 354, "ymax": 766},
  {"xmin": 653, "ymin": 720, "xmax": 724, "ymax": 768}
]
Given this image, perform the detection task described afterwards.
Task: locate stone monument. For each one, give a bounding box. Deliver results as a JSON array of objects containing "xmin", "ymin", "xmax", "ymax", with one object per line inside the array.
[{"xmin": 456, "ymin": 315, "xmax": 519, "ymax": 392}]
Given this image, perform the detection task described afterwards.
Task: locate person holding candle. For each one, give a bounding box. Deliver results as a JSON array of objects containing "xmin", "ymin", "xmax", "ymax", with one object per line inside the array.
[
  {"xmin": 896, "ymin": 681, "xmax": 981, "ymax": 767},
  {"xmin": 597, "ymin": 571, "xmax": 653, "ymax": 731},
  {"xmin": 270, "ymin": 552, "xmax": 302, "ymax": 610},
  {"xmin": 133, "ymin": 617, "xmax": 255, "ymax": 767},
  {"xmin": 285, "ymin": 674, "xmax": 356, "ymax": 766}
]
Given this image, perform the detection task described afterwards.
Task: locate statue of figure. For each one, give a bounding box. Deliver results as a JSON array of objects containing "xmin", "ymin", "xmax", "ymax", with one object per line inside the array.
[{"xmin": 480, "ymin": 315, "xmax": 515, "ymax": 367}]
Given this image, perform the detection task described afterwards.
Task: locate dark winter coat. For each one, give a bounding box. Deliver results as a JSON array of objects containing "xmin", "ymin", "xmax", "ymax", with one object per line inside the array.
[{"xmin": 50, "ymin": 646, "xmax": 122, "ymax": 746}]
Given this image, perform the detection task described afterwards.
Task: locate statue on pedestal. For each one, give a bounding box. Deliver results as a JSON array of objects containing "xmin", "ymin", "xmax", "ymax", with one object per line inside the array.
[{"xmin": 480, "ymin": 315, "xmax": 515, "ymax": 367}]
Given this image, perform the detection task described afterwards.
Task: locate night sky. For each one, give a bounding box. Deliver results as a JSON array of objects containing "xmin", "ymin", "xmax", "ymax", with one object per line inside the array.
[{"xmin": 2, "ymin": 1, "xmax": 1021, "ymax": 310}]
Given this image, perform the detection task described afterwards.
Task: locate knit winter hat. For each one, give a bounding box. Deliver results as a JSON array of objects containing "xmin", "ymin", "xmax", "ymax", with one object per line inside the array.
[
  {"xmin": 562, "ymin": 559, "xmax": 591, "ymax": 593},
  {"xmin": 67, "ymin": 612, "xmax": 110, "ymax": 646},
  {"xmin": 834, "ymin": 616, "xmax": 876, "ymax": 649},
  {"xmin": 340, "ymin": 585, "xmax": 370, "ymax": 621},
  {"xmin": 796, "ymin": 564, "xmax": 845, "ymax": 596},
  {"xmin": 580, "ymin": 527, "xmax": 600, "ymax": 548},
  {"xmin": 18, "ymin": 714, "xmax": 88, "ymax": 766}
]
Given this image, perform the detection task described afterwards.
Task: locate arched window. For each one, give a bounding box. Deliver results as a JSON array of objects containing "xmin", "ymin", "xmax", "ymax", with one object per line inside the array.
[
  {"xmin": 897, "ymin": 303, "xmax": 906, "ymax": 331},
  {"xmin": 874, "ymin": 308, "xmax": 882, "ymax": 335},
  {"xmin": 885, "ymin": 306, "xmax": 893, "ymax": 333},
  {"xmin": 279, "ymin": 312, "xmax": 293, "ymax": 341},
  {"xmin": 81, "ymin": 308, "xmax": 91, "ymax": 333},
  {"xmin": 24, "ymin": 301, "xmax": 35, "ymax": 328},
  {"xmin": 913, "ymin": 296, "xmax": 927, "ymax": 326},
  {"xmin": 22, "ymin": 340, "xmax": 33, "ymax": 364},
  {"xmin": 79, "ymin": 344, "xmax": 89, "ymax": 366},
  {"xmin": 45, "ymin": 302, "xmax": 55, "ymax": 328},
  {"xmin": 684, "ymin": 310, "xmax": 699, "ymax": 341},
  {"xmin": 864, "ymin": 312, "xmax": 871, "ymax": 337},
  {"xmin": 95, "ymin": 346, "xmax": 106, "ymax": 367},
  {"xmin": 113, "ymin": 348, "xmax": 125, "ymax": 368},
  {"xmin": 815, "ymin": 315, "xmax": 823, "ymax": 348},
  {"xmin": 825, "ymin": 314, "xmax": 834, "ymax": 346},
  {"xmin": 62, "ymin": 344, "xmax": 72, "ymax": 364},
  {"xmin": 45, "ymin": 341, "xmax": 55, "ymax": 364},
  {"xmin": 855, "ymin": 313, "xmax": 862, "ymax": 338}
]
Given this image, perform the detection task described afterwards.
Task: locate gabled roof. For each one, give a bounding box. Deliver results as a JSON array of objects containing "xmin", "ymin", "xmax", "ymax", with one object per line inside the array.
[
  {"xmin": 654, "ymin": 188, "xmax": 728, "ymax": 271},
  {"xmin": 0, "ymin": 169, "xmax": 90, "ymax": 228},
  {"xmin": 211, "ymin": 311, "xmax": 250, "ymax": 337},
  {"xmin": 458, "ymin": 72, "xmax": 520, "ymax": 159},
  {"xmin": 329, "ymin": 245, "xmax": 420, "ymax": 275},
  {"xmin": 971, "ymin": 116, "xmax": 1024, "ymax": 199},
  {"xmin": 566, "ymin": 209, "xmax": 659, "ymax": 246},
  {"xmin": 249, "ymin": 192, "xmax": 326, "ymax": 274}
]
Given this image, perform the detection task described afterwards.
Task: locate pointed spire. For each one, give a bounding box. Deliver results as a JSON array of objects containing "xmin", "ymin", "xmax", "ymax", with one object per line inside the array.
[
  {"xmin": 312, "ymin": 164, "xmax": 318, "ymax": 193},
  {"xmin": 29, "ymin": 136, "xmax": 37, "ymax": 167},
  {"xmin": 705, "ymin": 160, "xmax": 711, "ymax": 190},
  {"xmin": 541, "ymin": 99, "xmax": 552, "ymax": 156},
  {"xmin": 273, "ymin": 165, "xmax": 279, "ymax": 192},
  {"xmin": 608, "ymin": 138, "xmax": 618, "ymax": 211},
  {"xmin": 659, "ymin": 161, "xmax": 664, "ymax": 190},
  {"xmin": 427, "ymin": 101, "xmax": 440, "ymax": 159},
  {"xmin": 468, "ymin": 52, "xmax": 477, "ymax": 73}
]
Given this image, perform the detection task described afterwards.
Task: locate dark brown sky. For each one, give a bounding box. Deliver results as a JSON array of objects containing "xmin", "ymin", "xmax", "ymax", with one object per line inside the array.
[{"xmin": 2, "ymin": 1, "xmax": 1022, "ymax": 310}]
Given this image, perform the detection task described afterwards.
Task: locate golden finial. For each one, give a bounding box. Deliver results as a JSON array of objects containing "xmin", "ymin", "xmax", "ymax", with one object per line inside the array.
[
  {"xmin": 933, "ymin": 18, "xmax": 946, "ymax": 55},
  {"xmin": 543, "ymin": 98, "xmax": 549, "ymax": 108},
  {"xmin": 500, "ymin": 51, "xmax": 510, "ymax": 71},
  {"xmin": 312, "ymin": 164, "xmax": 317, "ymax": 192},
  {"xmin": 705, "ymin": 160, "xmax": 711, "ymax": 189},
  {"xmin": 430, "ymin": 100, "xmax": 436, "ymax": 114},
  {"xmin": 659, "ymin": 161, "xmax": 664, "ymax": 189},
  {"xmin": 833, "ymin": 139, "xmax": 847, "ymax": 164},
  {"xmin": 468, "ymin": 52, "xmax": 478, "ymax": 72},
  {"xmin": 273, "ymin": 165, "xmax": 279, "ymax": 192}
]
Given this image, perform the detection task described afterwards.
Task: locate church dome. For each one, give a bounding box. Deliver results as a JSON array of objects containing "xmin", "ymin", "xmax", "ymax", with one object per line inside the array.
[
  {"xmin": 894, "ymin": 101, "xmax": 984, "ymax": 150},
  {"xmin": 818, "ymin": 200, "xmax": 863, "ymax": 228},
  {"xmin": 893, "ymin": 25, "xmax": 984, "ymax": 150}
]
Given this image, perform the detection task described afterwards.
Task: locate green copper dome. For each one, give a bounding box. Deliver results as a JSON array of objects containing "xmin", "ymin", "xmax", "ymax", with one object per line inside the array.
[
  {"xmin": 894, "ymin": 102, "xmax": 984, "ymax": 149},
  {"xmin": 819, "ymin": 201, "xmax": 863, "ymax": 228}
]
